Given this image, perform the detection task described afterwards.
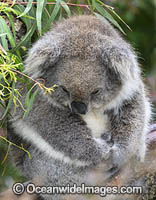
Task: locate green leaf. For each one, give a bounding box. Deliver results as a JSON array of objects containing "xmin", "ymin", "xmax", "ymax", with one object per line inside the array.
[
  {"xmin": 18, "ymin": 0, "xmax": 33, "ymax": 18},
  {"xmin": 0, "ymin": 33, "xmax": 7, "ymax": 37},
  {"xmin": 92, "ymin": 0, "xmax": 95, "ymax": 10},
  {"xmin": 8, "ymin": 53, "xmax": 23, "ymax": 70},
  {"xmin": 6, "ymin": 13, "xmax": 16, "ymax": 42},
  {"xmin": 107, "ymin": 7, "xmax": 131, "ymax": 31},
  {"xmin": 87, "ymin": 0, "xmax": 92, "ymax": 8},
  {"xmin": 61, "ymin": 1, "xmax": 71, "ymax": 17},
  {"xmin": 76, "ymin": 0, "xmax": 82, "ymax": 15},
  {"xmin": 36, "ymin": 0, "xmax": 46, "ymax": 35},
  {"xmin": 14, "ymin": 5, "xmax": 32, "ymax": 31},
  {"xmin": 95, "ymin": 0, "xmax": 131, "ymax": 31},
  {"xmin": 10, "ymin": 23, "xmax": 36, "ymax": 53},
  {"xmin": 43, "ymin": 0, "xmax": 61, "ymax": 33},
  {"xmin": 23, "ymin": 88, "xmax": 38, "ymax": 118},
  {"xmin": 0, "ymin": 82, "xmax": 15, "ymax": 120},
  {"xmin": 3, "ymin": 13, "xmax": 21, "ymax": 57},
  {"xmin": 3, "ymin": 7, "xmax": 19, "ymax": 16},
  {"xmin": 9, "ymin": 6, "xmax": 35, "ymax": 20},
  {"xmin": 0, "ymin": 17, "xmax": 16, "ymax": 49},
  {"xmin": 0, "ymin": 19, "xmax": 8, "ymax": 51},
  {"xmin": 94, "ymin": 2, "xmax": 126, "ymax": 35}
]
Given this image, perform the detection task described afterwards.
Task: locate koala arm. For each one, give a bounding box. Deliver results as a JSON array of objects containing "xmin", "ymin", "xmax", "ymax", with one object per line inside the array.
[
  {"xmin": 55, "ymin": 130, "xmax": 111, "ymax": 167},
  {"xmin": 47, "ymin": 115, "xmax": 111, "ymax": 167},
  {"xmin": 44, "ymin": 111, "xmax": 111, "ymax": 167},
  {"xmin": 11, "ymin": 119, "xmax": 111, "ymax": 168},
  {"xmin": 105, "ymin": 91, "xmax": 150, "ymax": 170},
  {"xmin": 10, "ymin": 96, "xmax": 111, "ymax": 168}
]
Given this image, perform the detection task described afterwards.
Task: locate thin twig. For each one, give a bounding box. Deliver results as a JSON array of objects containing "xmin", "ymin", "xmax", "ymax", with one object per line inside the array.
[
  {"xmin": 0, "ymin": 44, "xmax": 7, "ymax": 55},
  {"xmin": 12, "ymin": 69, "xmax": 56, "ymax": 94},
  {"xmin": 12, "ymin": 69, "xmax": 44, "ymax": 86},
  {"xmin": 7, "ymin": 1, "xmax": 90, "ymax": 9}
]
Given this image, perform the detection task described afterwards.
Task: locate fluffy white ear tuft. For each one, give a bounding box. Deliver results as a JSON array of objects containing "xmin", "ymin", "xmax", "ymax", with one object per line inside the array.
[
  {"xmin": 102, "ymin": 46, "xmax": 141, "ymax": 82},
  {"xmin": 24, "ymin": 37, "xmax": 61, "ymax": 79},
  {"xmin": 102, "ymin": 46, "xmax": 142, "ymax": 110}
]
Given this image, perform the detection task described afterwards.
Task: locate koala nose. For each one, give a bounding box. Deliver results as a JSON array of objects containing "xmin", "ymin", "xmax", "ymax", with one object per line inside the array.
[{"xmin": 71, "ymin": 101, "xmax": 87, "ymax": 115}]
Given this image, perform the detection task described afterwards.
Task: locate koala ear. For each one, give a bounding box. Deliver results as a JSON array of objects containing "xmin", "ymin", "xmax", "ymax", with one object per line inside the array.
[
  {"xmin": 24, "ymin": 37, "xmax": 61, "ymax": 78},
  {"xmin": 102, "ymin": 46, "xmax": 140, "ymax": 82}
]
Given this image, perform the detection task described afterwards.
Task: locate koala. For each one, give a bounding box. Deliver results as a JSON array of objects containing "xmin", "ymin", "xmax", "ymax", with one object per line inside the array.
[{"xmin": 7, "ymin": 15, "xmax": 151, "ymax": 200}]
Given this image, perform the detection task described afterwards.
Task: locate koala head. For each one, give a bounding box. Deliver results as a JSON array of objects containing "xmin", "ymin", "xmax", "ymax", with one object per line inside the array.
[
  {"xmin": 41, "ymin": 56, "xmax": 123, "ymax": 114},
  {"xmin": 25, "ymin": 16, "xmax": 140, "ymax": 115}
]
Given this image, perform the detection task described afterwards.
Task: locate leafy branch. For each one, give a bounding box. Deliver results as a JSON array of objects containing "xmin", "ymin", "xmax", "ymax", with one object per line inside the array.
[
  {"xmin": 0, "ymin": 46, "xmax": 56, "ymax": 122},
  {"xmin": 0, "ymin": 136, "xmax": 31, "ymax": 161},
  {"xmin": 0, "ymin": 135, "xmax": 31, "ymax": 176},
  {"xmin": 3, "ymin": 0, "xmax": 130, "ymax": 36}
]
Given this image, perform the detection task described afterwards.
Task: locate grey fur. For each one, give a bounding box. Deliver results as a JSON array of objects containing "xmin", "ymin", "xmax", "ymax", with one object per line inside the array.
[{"xmin": 7, "ymin": 15, "xmax": 151, "ymax": 200}]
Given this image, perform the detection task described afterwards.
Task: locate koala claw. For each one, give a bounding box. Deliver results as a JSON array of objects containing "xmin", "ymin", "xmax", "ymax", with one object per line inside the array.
[
  {"xmin": 101, "ymin": 132, "xmax": 114, "ymax": 146},
  {"xmin": 107, "ymin": 164, "xmax": 120, "ymax": 176},
  {"xmin": 94, "ymin": 137, "xmax": 112, "ymax": 160}
]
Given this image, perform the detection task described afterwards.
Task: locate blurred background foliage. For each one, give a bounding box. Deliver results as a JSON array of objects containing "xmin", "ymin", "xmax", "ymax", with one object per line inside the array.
[
  {"xmin": 112, "ymin": 0, "xmax": 155, "ymax": 74},
  {"xmin": 0, "ymin": 0, "xmax": 155, "ymax": 193}
]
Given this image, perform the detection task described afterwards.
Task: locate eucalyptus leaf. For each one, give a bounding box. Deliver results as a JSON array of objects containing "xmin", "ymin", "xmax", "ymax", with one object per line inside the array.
[
  {"xmin": 18, "ymin": 0, "xmax": 33, "ymax": 18},
  {"xmin": 10, "ymin": 23, "xmax": 36, "ymax": 53},
  {"xmin": 61, "ymin": 1, "xmax": 71, "ymax": 17},
  {"xmin": 94, "ymin": 2, "xmax": 126, "ymax": 35},
  {"xmin": 23, "ymin": 89, "xmax": 38, "ymax": 118},
  {"xmin": 0, "ymin": 17, "xmax": 16, "ymax": 49},
  {"xmin": 36, "ymin": 0, "xmax": 46, "ymax": 35},
  {"xmin": 0, "ymin": 82, "xmax": 15, "ymax": 120},
  {"xmin": 43, "ymin": 0, "xmax": 61, "ymax": 33},
  {"xmin": 0, "ymin": 19, "xmax": 8, "ymax": 51}
]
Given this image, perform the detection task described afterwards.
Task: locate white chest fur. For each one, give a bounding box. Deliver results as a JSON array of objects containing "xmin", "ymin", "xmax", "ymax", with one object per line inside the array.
[{"xmin": 81, "ymin": 109, "xmax": 109, "ymax": 138}]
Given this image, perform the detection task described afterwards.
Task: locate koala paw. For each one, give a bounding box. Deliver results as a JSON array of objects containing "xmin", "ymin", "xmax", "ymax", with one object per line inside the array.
[
  {"xmin": 94, "ymin": 137, "xmax": 111, "ymax": 160},
  {"xmin": 107, "ymin": 164, "xmax": 120, "ymax": 176},
  {"xmin": 101, "ymin": 131, "xmax": 114, "ymax": 146},
  {"xmin": 104, "ymin": 144, "xmax": 123, "ymax": 176}
]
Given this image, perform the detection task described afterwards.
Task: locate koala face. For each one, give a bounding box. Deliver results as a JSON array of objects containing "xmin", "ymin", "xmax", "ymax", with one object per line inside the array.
[
  {"xmin": 25, "ymin": 16, "xmax": 138, "ymax": 115},
  {"xmin": 43, "ymin": 56, "xmax": 122, "ymax": 114}
]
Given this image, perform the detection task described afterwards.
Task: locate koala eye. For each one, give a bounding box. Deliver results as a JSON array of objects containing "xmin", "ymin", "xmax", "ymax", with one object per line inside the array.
[
  {"xmin": 61, "ymin": 86, "xmax": 69, "ymax": 95},
  {"xmin": 91, "ymin": 89, "xmax": 101, "ymax": 95}
]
